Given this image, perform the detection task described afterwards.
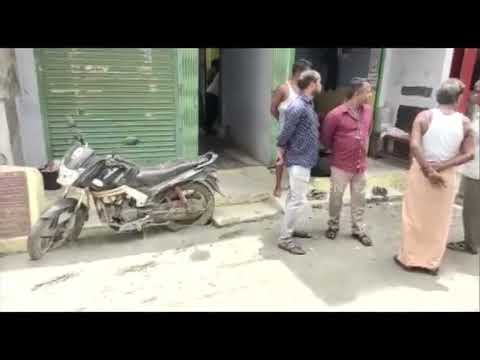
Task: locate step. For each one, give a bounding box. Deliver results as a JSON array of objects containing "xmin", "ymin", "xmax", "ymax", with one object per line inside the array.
[
  {"xmin": 215, "ymin": 166, "xmax": 273, "ymax": 207},
  {"xmin": 212, "ymin": 199, "xmax": 281, "ymax": 227}
]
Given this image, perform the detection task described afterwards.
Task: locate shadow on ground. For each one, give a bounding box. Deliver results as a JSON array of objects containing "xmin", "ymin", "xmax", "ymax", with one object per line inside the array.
[{"xmin": 256, "ymin": 202, "xmax": 479, "ymax": 306}]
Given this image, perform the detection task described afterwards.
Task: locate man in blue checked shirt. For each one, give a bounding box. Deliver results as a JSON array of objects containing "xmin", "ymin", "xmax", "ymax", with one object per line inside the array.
[{"xmin": 276, "ymin": 70, "xmax": 322, "ymax": 255}]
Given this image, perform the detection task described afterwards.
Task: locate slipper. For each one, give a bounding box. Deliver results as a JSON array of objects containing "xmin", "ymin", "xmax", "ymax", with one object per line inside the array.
[
  {"xmin": 278, "ymin": 242, "xmax": 306, "ymax": 255},
  {"xmin": 293, "ymin": 231, "xmax": 312, "ymax": 239},
  {"xmin": 447, "ymin": 241, "xmax": 478, "ymax": 255},
  {"xmin": 352, "ymin": 233, "xmax": 373, "ymax": 247},
  {"xmin": 325, "ymin": 227, "xmax": 339, "ymax": 240}
]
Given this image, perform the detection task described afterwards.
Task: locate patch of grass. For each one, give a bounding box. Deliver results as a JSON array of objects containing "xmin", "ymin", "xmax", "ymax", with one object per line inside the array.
[{"xmin": 311, "ymin": 172, "xmax": 407, "ymax": 192}]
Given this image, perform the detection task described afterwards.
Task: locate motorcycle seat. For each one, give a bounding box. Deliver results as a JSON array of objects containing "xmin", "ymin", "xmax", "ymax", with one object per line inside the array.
[{"xmin": 136, "ymin": 160, "xmax": 200, "ymax": 186}]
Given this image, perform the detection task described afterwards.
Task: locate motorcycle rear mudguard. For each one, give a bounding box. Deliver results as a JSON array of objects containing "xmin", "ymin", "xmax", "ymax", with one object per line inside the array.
[
  {"xmin": 201, "ymin": 175, "xmax": 223, "ymax": 196},
  {"xmin": 187, "ymin": 169, "xmax": 223, "ymax": 196}
]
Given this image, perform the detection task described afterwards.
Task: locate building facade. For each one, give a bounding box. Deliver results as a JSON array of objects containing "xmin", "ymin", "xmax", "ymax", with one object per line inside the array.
[{"xmin": 2, "ymin": 48, "xmax": 477, "ymax": 169}]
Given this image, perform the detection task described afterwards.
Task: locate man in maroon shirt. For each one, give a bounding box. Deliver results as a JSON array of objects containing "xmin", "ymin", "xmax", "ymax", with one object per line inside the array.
[{"xmin": 321, "ymin": 77, "xmax": 374, "ymax": 246}]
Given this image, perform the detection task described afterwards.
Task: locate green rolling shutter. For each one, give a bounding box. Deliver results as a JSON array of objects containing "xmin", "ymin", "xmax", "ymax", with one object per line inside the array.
[{"xmin": 35, "ymin": 48, "xmax": 188, "ymax": 165}]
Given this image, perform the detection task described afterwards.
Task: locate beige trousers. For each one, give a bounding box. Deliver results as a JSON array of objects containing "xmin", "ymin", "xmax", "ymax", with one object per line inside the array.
[{"xmin": 328, "ymin": 166, "xmax": 367, "ymax": 235}]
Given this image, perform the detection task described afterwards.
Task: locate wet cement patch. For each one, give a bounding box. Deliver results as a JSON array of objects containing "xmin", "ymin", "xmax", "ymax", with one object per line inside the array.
[
  {"xmin": 218, "ymin": 229, "xmax": 245, "ymax": 240},
  {"xmin": 32, "ymin": 272, "xmax": 79, "ymax": 291},
  {"xmin": 142, "ymin": 296, "xmax": 157, "ymax": 304},
  {"xmin": 118, "ymin": 261, "xmax": 157, "ymax": 275},
  {"xmin": 190, "ymin": 249, "xmax": 211, "ymax": 262}
]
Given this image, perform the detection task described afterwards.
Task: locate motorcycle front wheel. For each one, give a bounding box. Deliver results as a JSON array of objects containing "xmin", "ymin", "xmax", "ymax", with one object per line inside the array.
[
  {"xmin": 27, "ymin": 218, "xmax": 58, "ymax": 261},
  {"xmin": 166, "ymin": 182, "xmax": 215, "ymax": 231},
  {"xmin": 27, "ymin": 206, "xmax": 88, "ymax": 260}
]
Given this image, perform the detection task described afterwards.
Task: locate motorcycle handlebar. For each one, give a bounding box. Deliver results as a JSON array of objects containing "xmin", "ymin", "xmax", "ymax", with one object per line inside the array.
[
  {"xmin": 198, "ymin": 152, "xmax": 218, "ymax": 168},
  {"xmin": 109, "ymin": 154, "xmax": 137, "ymax": 168}
]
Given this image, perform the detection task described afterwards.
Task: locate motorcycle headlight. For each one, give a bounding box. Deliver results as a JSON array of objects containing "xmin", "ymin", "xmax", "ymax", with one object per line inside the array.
[{"xmin": 57, "ymin": 162, "xmax": 81, "ymax": 186}]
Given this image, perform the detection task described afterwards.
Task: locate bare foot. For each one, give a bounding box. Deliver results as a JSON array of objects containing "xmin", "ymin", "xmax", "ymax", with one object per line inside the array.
[{"xmin": 273, "ymin": 187, "xmax": 282, "ymax": 198}]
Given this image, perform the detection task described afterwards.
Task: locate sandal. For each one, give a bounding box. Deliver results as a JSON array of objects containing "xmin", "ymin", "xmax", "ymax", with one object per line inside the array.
[
  {"xmin": 278, "ymin": 241, "xmax": 306, "ymax": 255},
  {"xmin": 293, "ymin": 231, "xmax": 312, "ymax": 239},
  {"xmin": 447, "ymin": 241, "xmax": 478, "ymax": 255},
  {"xmin": 352, "ymin": 233, "xmax": 373, "ymax": 247},
  {"xmin": 325, "ymin": 227, "xmax": 339, "ymax": 240}
]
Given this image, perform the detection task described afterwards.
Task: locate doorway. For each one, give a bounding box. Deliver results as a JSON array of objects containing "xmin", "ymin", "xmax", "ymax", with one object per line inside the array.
[
  {"xmin": 198, "ymin": 48, "xmax": 274, "ymax": 170},
  {"xmin": 294, "ymin": 48, "xmax": 381, "ymax": 123}
]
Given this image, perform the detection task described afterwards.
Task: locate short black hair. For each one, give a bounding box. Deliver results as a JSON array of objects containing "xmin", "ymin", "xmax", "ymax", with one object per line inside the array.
[
  {"xmin": 297, "ymin": 70, "xmax": 321, "ymax": 90},
  {"xmin": 436, "ymin": 78, "xmax": 465, "ymax": 105},
  {"xmin": 292, "ymin": 59, "xmax": 312, "ymax": 75},
  {"xmin": 345, "ymin": 77, "xmax": 369, "ymax": 100}
]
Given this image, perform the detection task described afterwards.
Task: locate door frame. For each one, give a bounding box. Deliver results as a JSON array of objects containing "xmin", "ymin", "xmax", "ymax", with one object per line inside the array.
[{"xmin": 457, "ymin": 48, "xmax": 478, "ymax": 114}]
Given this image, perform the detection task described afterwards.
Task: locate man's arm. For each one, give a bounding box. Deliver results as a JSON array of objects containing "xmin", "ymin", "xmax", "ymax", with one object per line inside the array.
[
  {"xmin": 433, "ymin": 116, "xmax": 476, "ymax": 172},
  {"xmin": 271, "ymin": 84, "xmax": 288, "ymax": 120},
  {"xmin": 321, "ymin": 111, "xmax": 338, "ymax": 150},
  {"xmin": 410, "ymin": 111, "xmax": 432, "ymax": 173},
  {"xmin": 277, "ymin": 106, "xmax": 302, "ymax": 148},
  {"xmin": 410, "ymin": 111, "xmax": 447, "ymax": 187}
]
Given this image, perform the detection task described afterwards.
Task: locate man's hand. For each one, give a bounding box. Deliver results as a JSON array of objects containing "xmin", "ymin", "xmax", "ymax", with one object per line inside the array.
[
  {"xmin": 276, "ymin": 148, "xmax": 285, "ymax": 166},
  {"xmin": 427, "ymin": 170, "xmax": 447, "ymax": 188},
  {"xmin": 428, "ymin": 161, "xmax": 445, "ymax": 173}
]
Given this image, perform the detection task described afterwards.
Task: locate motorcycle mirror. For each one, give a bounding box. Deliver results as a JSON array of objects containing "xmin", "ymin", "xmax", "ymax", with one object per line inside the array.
[{"xmin": 123, "ymin": 136, "xmax": 140, "ymax": 146}]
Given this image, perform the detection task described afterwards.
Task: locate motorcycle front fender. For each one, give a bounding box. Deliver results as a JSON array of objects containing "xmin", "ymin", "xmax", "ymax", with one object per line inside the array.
[
  {"xmin": 40, "ymin": 187, "xmax": 89, "ymax": 220},
  {"xmin": 40, "ymin": 198, "xmax": 78, "ymax": 220}
]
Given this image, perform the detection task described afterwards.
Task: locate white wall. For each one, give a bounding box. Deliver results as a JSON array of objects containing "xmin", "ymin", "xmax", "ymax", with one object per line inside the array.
[
  {"xmin": 221, "ymin": 49, "xmax": 273, "ymax": 165},
  {"xmin": 14, "ymin": 49, "xmax": 48, "ymax": 167},
  {"xmin": 0, "ymin": 101, "xmax": 14, "ymax": 164},
  {"xmin": 377, "ymin": 48, "xmax": 454, "ymax": 121},
  {"xmin": 0, "ymin": 48, "xmax": 24, "ymax": 165}
]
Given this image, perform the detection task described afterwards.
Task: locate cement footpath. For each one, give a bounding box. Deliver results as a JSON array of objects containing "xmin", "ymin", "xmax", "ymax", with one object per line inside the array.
[{"xmin": 213, "ymin": 167, "xmax": 407, "ymax": 227}]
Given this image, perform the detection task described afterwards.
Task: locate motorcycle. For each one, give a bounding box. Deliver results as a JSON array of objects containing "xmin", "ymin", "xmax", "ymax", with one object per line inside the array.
[{"xmin": 27, "ymin": 121, "xmax": 221, "ymax": 260}]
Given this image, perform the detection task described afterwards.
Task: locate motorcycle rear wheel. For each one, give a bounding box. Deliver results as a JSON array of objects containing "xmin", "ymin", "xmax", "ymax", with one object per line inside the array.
[{"xmin": 166, "ymin": 182, "xmax": 215, "ymax": 231}]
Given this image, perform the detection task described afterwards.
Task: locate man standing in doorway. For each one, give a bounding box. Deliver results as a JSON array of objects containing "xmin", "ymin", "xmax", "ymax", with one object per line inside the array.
[
  {"xmin": 277, "ymin": 70, "xmax": 322, "ymax": 255},
  {"xmin": 321, "ymin": 77, "xmax": 374, "ymax": 246},
  {"xmin": 271, "ymin": 59, "xmax": 312, "ymax": 198},
  {"xmin": 205, "ymin": 58, "xmax": 220, "ymax": 135}
]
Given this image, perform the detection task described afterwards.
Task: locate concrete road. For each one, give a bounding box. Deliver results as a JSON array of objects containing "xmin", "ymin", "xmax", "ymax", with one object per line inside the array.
[{"xmin": 0, "ymin": 203, "xmax": 478, "ymax": 311}]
